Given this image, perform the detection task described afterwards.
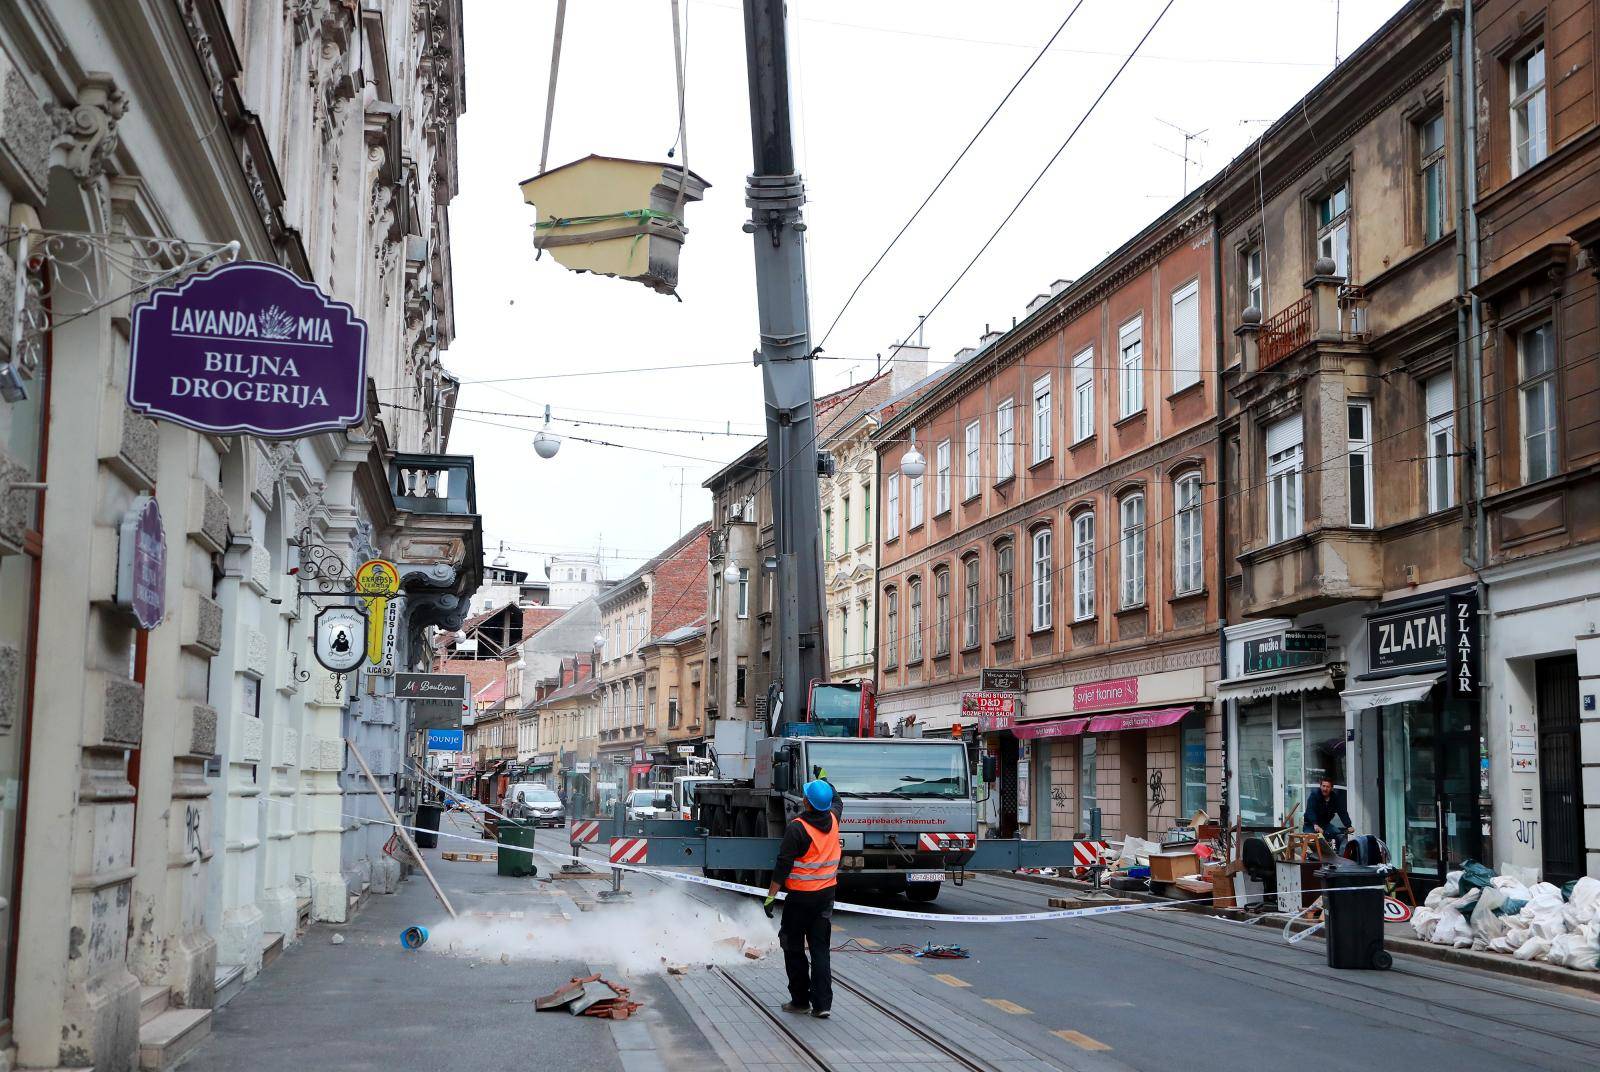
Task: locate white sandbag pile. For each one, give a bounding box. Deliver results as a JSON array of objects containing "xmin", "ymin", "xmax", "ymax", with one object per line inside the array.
[{"xmin": 1410, "ymin": 863, "xmax": 1600, "ymax": 972}]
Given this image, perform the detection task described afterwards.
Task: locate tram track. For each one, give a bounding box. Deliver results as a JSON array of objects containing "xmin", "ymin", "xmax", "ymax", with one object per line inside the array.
[{"xmin": 954, "ymin": 874, "xmax": 1600, "ymax": 1056}]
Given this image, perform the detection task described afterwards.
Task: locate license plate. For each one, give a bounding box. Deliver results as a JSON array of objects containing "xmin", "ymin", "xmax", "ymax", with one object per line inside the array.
[{"xmin": 908, "ymin": 871, "xmax": 945, "ymax": 883}]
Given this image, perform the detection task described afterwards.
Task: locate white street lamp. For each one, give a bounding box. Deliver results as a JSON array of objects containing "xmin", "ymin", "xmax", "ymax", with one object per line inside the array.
[
  {"xmin": 900, "ymin": 429, "xmax": 926, "ymax": 479},
  {"xmin": 533, "ymin": 404, "xmax": 561, "ymax": 459},
  {"xmin": 722, "ymin": 563, "xmax": 741, "ymax": 584}
]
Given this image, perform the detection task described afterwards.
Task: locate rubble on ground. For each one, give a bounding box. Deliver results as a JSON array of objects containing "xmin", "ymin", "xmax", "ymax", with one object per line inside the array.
[{"xmin": 1411, "ymin": 864, "xmax": 1600, "ymax": 971}]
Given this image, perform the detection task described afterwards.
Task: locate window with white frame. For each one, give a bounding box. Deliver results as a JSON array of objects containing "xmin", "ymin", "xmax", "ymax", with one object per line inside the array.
[
  {"xmin": 964, "ymin": 421, "xmax": 981, "ymax": 500},
  {"xmin": 1425, "ymin": 373, "xmax": 1456, "ymax": 511},
  {"xmin": 1266, "ymin": 414, "xmax": 1304, "ymax": 543},
  {"xmin": 884, "ymin": 588, "xmax": 899, "ymax": 666},
  {"xmin": 1245, "ymin": 246, "xmax": 1263, "ymax": 312},
  {"xmin": 997, "ymin": 400, "xmax": 1015, "ymax": 481},
  {"xmin": 1072, "ymin": 348, "xmax": 1095, "ymax": 442},
  {"xmin": 1119, "ymin": 318, "xmax": 1144, "ymax": 418},
  {"xmin": 1511, "ymin": 44, "xmax": 1548, "ymax": 176},
  {"xmin": 963, "ymin": 556, "xmax": 980, "ymax": 648},
  {"xmin": 839, "ymin": 603, "xmax": 850, "ymax": 661},
  {"xmin": 711, "ymin": 574, "xmax": 721, "ymax": 620},
  {"xmin": 910, "ymin": 473, "xmax": 925, "ymax": 527},
  {"xmin": 1347, "ymin": 401, "xmax": 1373, "ymax": 528},
  {"xmin": 1119, "ymin": 493, "xmax": 1146, "ymax": 608},
  {"xmin": 935, "ymin": 440, "xmax": 951, "ymax": 514},
  {"xmin": 996, "ymin": 542, "xmax": 1015, "ymax": 639},
  {"xmin": 1418, "ymin": 111, "xmax": 1447, "ymax": 244},
  {"xmin": 1171, "ymin": 282, "xmax": 1201, "ymax": 392},
  {"xmin": 908, "ymin": 578, "xmax": 924, "ymax": 662},
  {"xmin": 934, "ymin": 567, "xmax": 951, "ymax": 655},
  {"xmin": 842, "ymin": 495, "xmax": 851, "ymax": 551},
  {"xmin": 862, "ymin": 484, "xmax": 870, "ymax": 546},
  {"xmin": 1031, "ymin": 528, "xmax": 1053, "ymax": 631},
  {"xmin": 1316, "ymin": 183, "xmax": 1351, "ymax": 278},
  {"xmin": 1519, "ymin": 321, "xmax": 1558, "ymax": 483},
  {"xmin": 1072, "ymin": 512, "xmax": 1096, "ymax": 621},
  {"xmin": 1033, "ymin": 375, "xmax": 1052, "ymax": 463},
  {"xmin": 1174, "ymin": 474, "xmax": 1203, "ymax": 595},
  {"xmin": 737, "ymin": 567, "xmax": 750, "ymax": 618},
  {"xmin": 886, "ymin": 473, "xmax": 901, "ymax": 539},
  {"xmin": 860, "ymin": 598, "xmax": 869, "ymax": 654}
]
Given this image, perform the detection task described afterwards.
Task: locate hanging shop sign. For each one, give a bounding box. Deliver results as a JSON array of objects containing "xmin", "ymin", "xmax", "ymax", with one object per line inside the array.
[
  {"xmin": 1073, "ymin": 676, "xmax": 1138, "ymax": 712},
  {"xmin": 980, "ymin": 667, "xmax": 1025, "ymax": 693},
  {"xmin": 962, "ymin": 692, "xmax": 1017, "ymax": 719},
  {"xmin": 425, "ymin": 728, "xmax": 464, "ymax": 752},
  {"xmin": 1446, "ymin": 590, "xmax": 1480, "ymax": 699},
  {"xmin": 126, "ymin": 260, "xmax": 368, "ymax": 438},
  {"xmin": 115, "ymin": 495, "xmax": 167, "ymax": 630},
  {"xmin": 1368, "ymin": 604, "xmax": 1447, "ymax": 672},
  {"xmin": 1243, "ymin": 632, "xmax": 1326, "ymax": 675},
  {"xmin": 395, "ymin": 673, "xmax": 468, "ymax": 702},
  {"xmin": 354, "ymin": 559, "xmax": 401, "ymax": 675},
  {"xmin": 312, "ymin": 605, "xmax": 367, "ymax": 674}
]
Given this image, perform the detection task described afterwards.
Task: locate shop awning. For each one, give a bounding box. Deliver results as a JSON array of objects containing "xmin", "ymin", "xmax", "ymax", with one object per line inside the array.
[
  {"xmin": 1013, "ymin": 717, "xmax": 1090, "ymax": 740},
  {"xmin": 1340, "ymin": 672, "xmax": 1441, "ymax": 713},
  {"xmin": 1085, "ymin": 706, "xmax": 1192, "ymax": 733},
  {"xmin": 1215, "ymin": 667, "xmax": 1337, "ymax": 703}
]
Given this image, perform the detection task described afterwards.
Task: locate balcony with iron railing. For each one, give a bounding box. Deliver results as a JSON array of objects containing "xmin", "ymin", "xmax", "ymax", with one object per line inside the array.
[
  {"xmin": 1238, "ymin": 260, "xmax": 1370, "ymax": 377},
  {"xmin": 390, "ymin": 453, "xmax": 477, "ymax": 515}
]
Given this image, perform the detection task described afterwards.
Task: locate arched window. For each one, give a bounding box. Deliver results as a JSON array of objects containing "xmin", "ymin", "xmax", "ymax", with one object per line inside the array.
[
  {"xmin": 884, "ymin": 587, "xmax": 900, "ymax": 667},
  {"xmin": 1120, "ymin": 493, "xmax": 1146, "ymax": 608},
  {"xmin": 1031, "ymin": 528, "xmax": 1053, "ymax": 631},
  {"xmin": 933, "ymin": 567, "xmax": 951, "ymax": 656},
  {"xmin": 908, "ymin": 577, "xmax": 924, "ymax": 662},
  {"xmin": 1072, "ymin": 511, "xmax": 1096, "ymax": 621},
  {"xmin": 1174, "ymin": 474, "xmax": 1203, "ymax": 595},
  {"xmin": 963, "ymin": 555, "xmax": 981, "ymax": 648},
  {"xmin": 995, "ymin": 541, "xmax": 1015, "ymax": 639}
]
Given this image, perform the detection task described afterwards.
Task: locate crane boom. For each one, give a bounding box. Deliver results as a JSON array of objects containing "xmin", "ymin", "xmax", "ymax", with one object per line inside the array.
[{"xmin": 741, "ymin": 0, "xmax": 826, "ymax": 729}]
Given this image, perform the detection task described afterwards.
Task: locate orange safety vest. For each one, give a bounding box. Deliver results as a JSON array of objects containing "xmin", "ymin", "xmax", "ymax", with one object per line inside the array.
[{"xmin": 786, "ymin": 813, "xmax": 841, "ymax": 892}]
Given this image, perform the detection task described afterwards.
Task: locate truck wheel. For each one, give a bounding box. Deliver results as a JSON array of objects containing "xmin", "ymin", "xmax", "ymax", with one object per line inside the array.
[{"xmin": 906, "ymin": 882, "xmax": 940, "ymax": 903}]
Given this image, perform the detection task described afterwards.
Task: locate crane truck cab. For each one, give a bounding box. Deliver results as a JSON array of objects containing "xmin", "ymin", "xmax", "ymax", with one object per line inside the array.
[{"xmin": 695, "ymin": 733, "xmax": 975, "ymax": 902}]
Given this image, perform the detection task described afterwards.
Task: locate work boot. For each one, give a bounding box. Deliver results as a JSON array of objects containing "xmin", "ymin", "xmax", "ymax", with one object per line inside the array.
[
  {"xmin": 810, "ymin": 1009, "xmax": 831, "ymax": 1019},
  {"xmin": 781, "ymin": 1001, "xmax": 810, "ymax": 1014}
]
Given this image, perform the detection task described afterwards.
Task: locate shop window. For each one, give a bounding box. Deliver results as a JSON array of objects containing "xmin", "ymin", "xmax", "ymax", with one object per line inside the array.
[
  {"xmin": 1079, "ymin": 736, "xmax": 1098, "ymax": 834},
  {"xmin": 1181, "ymin": 721, "xmax": 1207, "ymax": 818},
  {"xmin": 996, "ymin": 541, "xmax": 1015, "ymax": 639},
  {"xmin": 1236, "ymin": 701, "xmax": 1275, "ymax": 826}
]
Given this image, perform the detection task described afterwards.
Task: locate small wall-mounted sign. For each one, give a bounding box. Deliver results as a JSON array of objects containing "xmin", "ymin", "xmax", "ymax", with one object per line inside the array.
[
  {"xmin": 115, "ymin": 494, "xmax": 166, "ymax": 630},
  {"xmin": 313, "ymin": 605, "xmax": 367, "ymax": 674}
]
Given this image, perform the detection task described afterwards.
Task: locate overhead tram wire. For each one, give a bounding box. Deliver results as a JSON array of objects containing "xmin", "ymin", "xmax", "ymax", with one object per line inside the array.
[{"xmin": 814, "ymin": 0, "xmax": 1091, "ymax": 352}]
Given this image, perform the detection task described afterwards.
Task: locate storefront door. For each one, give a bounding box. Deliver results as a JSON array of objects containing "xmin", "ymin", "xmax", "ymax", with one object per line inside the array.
[
  {"xmin": 1379, "ymin": 697, "xmax": 1481, "ymax": 882},
  {"xmin": 1535, "ymin": 655, "xmax": 1584, "ymax": 885}
]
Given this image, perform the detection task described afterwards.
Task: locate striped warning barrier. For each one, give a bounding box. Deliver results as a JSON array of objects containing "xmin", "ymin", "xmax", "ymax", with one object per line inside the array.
[
  {"xmin": 917, "ymin": 832, "xmax": 977, "ymax": 852},
  {"xmin": 1073, "ymin": 840, "xmax": 1109, "ymax": 876},
  {"xmin": 569, "ymin": 820, "xmax": 601, "ymax": 844},
  {"xmin": 609, "ymin": 837, "xmax": 649, "ymax": 865}
]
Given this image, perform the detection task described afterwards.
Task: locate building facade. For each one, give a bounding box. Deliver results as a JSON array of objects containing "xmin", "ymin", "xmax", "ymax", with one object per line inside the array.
[
  {"xmin": 875, "ymin": 196, "xmax": 1224, "ymax": 841},
  {"xmin": 820, "ymin": 374, "xmax": 895, "ymax": 683},
  {"xmin": 0, "ymin": 3, "xmax": 477, "ymax": 1068}
]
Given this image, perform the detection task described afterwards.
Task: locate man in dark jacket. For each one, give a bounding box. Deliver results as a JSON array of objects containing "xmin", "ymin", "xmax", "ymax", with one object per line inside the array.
[
  {"xmin": 764, "ymin": 779, "xmax": 839, "ymax": 1018},
  {"xmin": 1303, "ymin": 777, "xmax": 1354, "ymax": 852}
]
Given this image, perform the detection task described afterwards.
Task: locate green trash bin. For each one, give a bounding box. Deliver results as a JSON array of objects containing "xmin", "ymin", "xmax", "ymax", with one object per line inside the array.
[{"xmin": 497, "ymin": 819, "xmax": 538, "ymax": 877}]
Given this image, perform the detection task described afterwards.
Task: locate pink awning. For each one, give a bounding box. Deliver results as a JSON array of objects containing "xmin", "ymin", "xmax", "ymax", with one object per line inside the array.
[
  {"xmin": 1085, "ymin": 706, "xmax": 1192, "ymax": 734},
  {"xmin": 1013, "ymin": 717, "xmax": 1091, "ymax": 740}
]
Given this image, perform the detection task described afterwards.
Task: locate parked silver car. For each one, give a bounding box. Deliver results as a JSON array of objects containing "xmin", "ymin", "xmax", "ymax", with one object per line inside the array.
[{"xmin": 506, "ymin": 785, "xmax": 566, "ymax": 828}]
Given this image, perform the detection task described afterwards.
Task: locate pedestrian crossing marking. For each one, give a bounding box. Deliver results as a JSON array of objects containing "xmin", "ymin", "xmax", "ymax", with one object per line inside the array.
[
  {"xmin": 1053, "ymin": 1030, "xmax": 1111, "ymax": 1051},
  {"xmin": 932, "ymin": 973, "xmax": 970, "ymax": 988},
  {"xmin": 984, "ymin": 998, "xmax": 1031, "ymax": 1014}
]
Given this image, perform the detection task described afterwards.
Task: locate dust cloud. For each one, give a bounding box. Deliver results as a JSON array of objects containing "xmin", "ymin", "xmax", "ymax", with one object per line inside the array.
[{"xmin": 424, "ymin": 884, "xmax": 778, "ymax": 974}]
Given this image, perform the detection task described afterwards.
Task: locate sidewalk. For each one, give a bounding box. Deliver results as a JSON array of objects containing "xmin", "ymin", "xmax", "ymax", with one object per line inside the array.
[{"xmin": 180, "ymin": 824, "xmax": 627, "ymax": 1072}]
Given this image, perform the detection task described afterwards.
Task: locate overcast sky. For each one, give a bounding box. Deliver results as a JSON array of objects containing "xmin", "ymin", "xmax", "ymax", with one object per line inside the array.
[{"xmin": 441, "ymin": 0, "xmax": 1405, "ymax": 584}]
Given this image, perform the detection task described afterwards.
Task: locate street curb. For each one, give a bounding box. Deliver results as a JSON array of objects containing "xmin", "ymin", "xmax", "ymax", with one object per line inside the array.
[{"xmin": 994, "ymin": 870, "xmax": 1600, "ymax": 997}]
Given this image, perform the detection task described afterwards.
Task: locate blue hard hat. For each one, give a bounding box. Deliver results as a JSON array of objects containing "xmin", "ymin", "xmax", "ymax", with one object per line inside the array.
[{"xmin": 803, "ymin": 779, "xmax": 833, "ymax": 811}]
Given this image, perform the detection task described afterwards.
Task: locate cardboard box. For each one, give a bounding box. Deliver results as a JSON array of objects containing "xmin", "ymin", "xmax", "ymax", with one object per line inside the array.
[
  {"xmin": 1206, "ymin": 866, "xmax": 1235, "ymax": 909},
  {"xmin": 1148, "ymin": 851, "xmax": 1202, "ymax": 883}
]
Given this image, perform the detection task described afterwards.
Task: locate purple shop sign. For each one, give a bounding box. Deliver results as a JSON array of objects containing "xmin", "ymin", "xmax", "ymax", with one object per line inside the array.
[
  {"xmin": 116, "ymin": 495, "xmax": 166, "ymax": 630},
  {"xmin": 127, "ymin": 260, "xmax": 368, "ymax": 438}
]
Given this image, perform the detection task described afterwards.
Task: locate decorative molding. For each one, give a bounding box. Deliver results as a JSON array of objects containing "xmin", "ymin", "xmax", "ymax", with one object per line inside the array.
[{"xmin": 49, "ymin": 73, "xmax": 128, "ymax": 188}]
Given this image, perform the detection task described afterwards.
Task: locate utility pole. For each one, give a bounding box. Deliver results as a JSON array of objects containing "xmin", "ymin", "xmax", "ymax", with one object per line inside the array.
[{"xmin": 741, "ymin": 0, "xmax": 826, "ymax": 730}]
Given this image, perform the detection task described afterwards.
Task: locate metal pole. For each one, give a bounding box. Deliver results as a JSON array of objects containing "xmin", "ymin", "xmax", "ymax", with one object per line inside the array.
[
  {"xmin": 347, "ymin": 737, "xmax": 457, "ymax": 919},
  {"xmin": 741, "ymin": 0, "xmax": 826, "ymax": 726},
  {"xmin": 538, "ymin": 0, "xmax": 568, "ymax": 175}
]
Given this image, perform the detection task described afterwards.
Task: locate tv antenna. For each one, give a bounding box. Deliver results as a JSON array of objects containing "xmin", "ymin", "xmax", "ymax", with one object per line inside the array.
[{"xmin": 1153, "ymin": 118, "xmax": 1209, "ymax": 195}]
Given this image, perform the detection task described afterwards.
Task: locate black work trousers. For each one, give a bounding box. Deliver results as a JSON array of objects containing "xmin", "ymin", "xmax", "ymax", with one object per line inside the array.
[{"xmin": 778, "ymin": 888, "xmax": 834, "ymax": 1011}]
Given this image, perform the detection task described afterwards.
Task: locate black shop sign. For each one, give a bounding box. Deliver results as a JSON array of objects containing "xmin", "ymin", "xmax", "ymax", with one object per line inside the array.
[
  {"xmin": 1243, "ymin": 631, "xmax": 1326, "ymax": 675},
  {"xmin": 1446, "ymin": 590, "xmax": 1481, "ymax": 699},
  {"xmin": 1367, "ymin": 605, "xmax": 1447, "ymax": 672}
]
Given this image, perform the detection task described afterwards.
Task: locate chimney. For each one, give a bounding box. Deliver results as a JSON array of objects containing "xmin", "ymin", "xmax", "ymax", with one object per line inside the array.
[
  {"xmin": 1026, "ymin": 292, "xmax": 1051, "ymax": 314},
  {"xmin": 1050, "ymin": 278, "xmax": 1073, "ymax": 296},
  {"xmin": 980, "ymin": 330, "xmax": 1003, "ymax": 349},
  {"xmin": 888, "ymin": 342, "xmax": 935, "ymax": 395}
]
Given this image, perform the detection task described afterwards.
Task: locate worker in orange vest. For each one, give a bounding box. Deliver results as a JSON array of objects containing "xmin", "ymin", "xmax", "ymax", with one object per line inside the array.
[{"xmin": 764, "ymin": 778, "xmax": 839, "ymax": 1018}]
